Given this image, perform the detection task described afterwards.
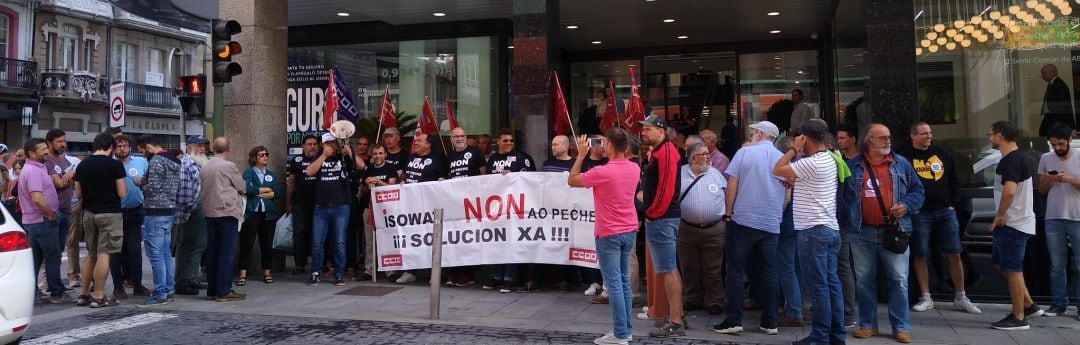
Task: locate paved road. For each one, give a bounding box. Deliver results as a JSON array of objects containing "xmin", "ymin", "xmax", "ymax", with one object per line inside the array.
[{"xmin": 21, "ymin": 307, "xmax": 741, "ymax": 345}]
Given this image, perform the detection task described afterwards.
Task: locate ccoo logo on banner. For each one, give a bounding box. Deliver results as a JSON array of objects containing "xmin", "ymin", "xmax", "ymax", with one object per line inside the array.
[{"xmin": 372, "ymin": 172, "xmax": 600, "ymax": 271}]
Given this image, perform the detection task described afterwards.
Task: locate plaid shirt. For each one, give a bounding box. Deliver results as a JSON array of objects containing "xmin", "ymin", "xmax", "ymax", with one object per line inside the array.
[{"xmin": 174, "ymin": 154, "xmax": 201, "ymax": 222}]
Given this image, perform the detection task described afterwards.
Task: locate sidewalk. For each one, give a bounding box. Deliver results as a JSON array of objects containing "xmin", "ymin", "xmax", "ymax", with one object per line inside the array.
[{"xmin": 42, "ymin": 272, "xmax": 1076, "ymax": 345}]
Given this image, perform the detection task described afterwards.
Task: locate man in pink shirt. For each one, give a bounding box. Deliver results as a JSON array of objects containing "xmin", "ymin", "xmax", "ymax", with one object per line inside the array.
[
  {"xmin": 569, "ymin": 127, "xmax": 641, "ymax": 345},
  {"xmin": 19, "ymin": 138, "xmax": 65, "ymax": 303}
]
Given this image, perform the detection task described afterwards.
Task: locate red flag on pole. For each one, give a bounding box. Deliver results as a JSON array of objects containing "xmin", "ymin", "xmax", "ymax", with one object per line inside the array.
[
  {"xmin": 551, "ymin": 71, "xmax": 574, "ymax": 137},
  {"xmin": 377, "ymin": 84, "xmax": 398, "ymax": 128},
  {"xmin": 599, "ymin": 81, "xmax": 619, "ymax": 132},
  {"xmin": 444, "ymin": 98, "xmax": 459, "ymax": 130},
  {"xmin": 321, "ymin": 69, "xmax": 338, "ymax": 130},
  {"xmin": 623, "ymin": 68, "xmax": 646, "ymax": 134},
  {"xmin": 418, "ymin": 96, "xmax": 439, "ymax": 135}
]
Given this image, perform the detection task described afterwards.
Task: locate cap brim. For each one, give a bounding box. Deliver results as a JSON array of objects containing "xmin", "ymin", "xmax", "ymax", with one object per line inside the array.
[{"xmin": 638, "ymin": 121, "xmax": 657, "ymax": 127}]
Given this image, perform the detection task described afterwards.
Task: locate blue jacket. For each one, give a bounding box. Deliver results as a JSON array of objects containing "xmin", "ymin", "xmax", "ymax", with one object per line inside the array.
[
  {"xmin": 243, "ymin": 167, "xmax": 283, "ymax": 221},
  {"xmin": 842, "ymin": 153, "xmax": 925, "ymax": 233}
]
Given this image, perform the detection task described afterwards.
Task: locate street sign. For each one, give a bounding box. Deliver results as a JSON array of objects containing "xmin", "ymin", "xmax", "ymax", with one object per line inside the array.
[{"xmin": 110, "ymin": 83, "xmax": 126, "ymax": 128}]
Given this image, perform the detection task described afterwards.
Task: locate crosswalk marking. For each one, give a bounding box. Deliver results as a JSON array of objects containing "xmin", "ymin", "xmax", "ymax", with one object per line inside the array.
[{"xmin": 24, "ymin": 312, "xmax": 177, "ymax": 345}]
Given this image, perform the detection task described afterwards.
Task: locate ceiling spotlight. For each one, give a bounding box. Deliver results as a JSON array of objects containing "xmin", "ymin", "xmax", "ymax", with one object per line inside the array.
[
  {"xmin": 934, "ymin": 23, "xmax": 946, "ymax": 32},
  {"xmin": 994, "ymin": 31, "xmax": 1005, "ymax": 39},
  {"xmin": 566, "ymin": 25, "xmax": 579, "ymax": 29},
  {"xmin": 1064, "ymin": 7, "xmax": 1073, "ymax": 15},
  {"xmin": 1026, "ymin": 0, "xmax": 1038, "ymax": 8},
  {"xmin": 433, "ymin": 12, "xmax": 446, "ymax": 17},
  {"xmin": 929, "ymin": 45, "xmax": 939, "ymax": 52},
  {"xmin": 774, "ymin": 66, "xmax": 782, "ymax": 70},
  {"xmin": 921, "ymin": 39, "xmax": 932, "ymax": 47},
  {"xmin": 977, "ymin": 35, "xmax": 988, "ymax": 42},
  {"xmin": 936, "ymin": 37, "xmax": 948, "ymax": 45},
  {"xmin": 775, "ymin": 74, "xmax": 782, "ymax": 78},
  {"xmin": 961, "ymin": 39, "xmax": 972, "ymax": 47},
  {"xmin": 916, "ymin": 47, "xmax": 923, "ymax": 56},
  {"xmin": 990, "ymin": 11, "xmax": 1001, "ymax": 20},
  {"xmin": 946, "ymin": 29, "xmax": 958, "ymax": 37},
  {"xmin": 1009, "ymin": 5, "xmax": 1021, "ymax": 13},
  {"xmin": 768, "ymin": 11, "xmax": 780, "ymax": 16},
  {"xmin": 337, "ymin": 12, "xmax": 350, "ymax": 17},
  {"xmin": 954, "ymin": 20, "xmax": 966, "ymax": 28},
  {"xmin": 773, "ymin": 56, "xmax": 781, "ymax": 60},
  {"xmin": 663, "ymin": 19, "xmax": 676, "ymax": 23},
  {"xmin": 770, "ymin": 30, "xmax": 782, "ymax": 34},
  {"xmin": 927, "ymin": 31, "xmax": 938, "ymax": 40},
  {"xmin": 794, "ymin": 81, "xmax": 800, "ymax": 84},
  {"xmin": 971, "ymin": 16, "xmax": 983, "ymax": 24},
  {"xmin": 954, "ymin": 34, "xmax": 965, "ymax": 41},
  {"xmin": 677, "ymin": 35, "xmax": 688, "ymax": 39},
  {"xmin": 946, "ymin": 42, "xmax": 957, "ymax": 50},
  {"xmin": 591, "ymin": 41, "xmax": 602, "ymax": 44},
  {"xmin": 964, "ymin": 24, "xmax": 975, "ymax": 33}
]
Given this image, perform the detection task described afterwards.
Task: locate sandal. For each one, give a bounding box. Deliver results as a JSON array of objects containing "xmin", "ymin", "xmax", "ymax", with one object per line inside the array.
[
  {"xmin": 263, "ymin": 275, "xmax": 274, "ymax": 284},
  {"xmin": 236, "ymin": 277, "xmax": 247, "ymax": 286},
  {"xmin": 90, "ymin": 296, "xmax": 119, "ymax": 308},
  {"xmin": 76, "ymin": 294, "xmax": 91, "ymax": 307}
]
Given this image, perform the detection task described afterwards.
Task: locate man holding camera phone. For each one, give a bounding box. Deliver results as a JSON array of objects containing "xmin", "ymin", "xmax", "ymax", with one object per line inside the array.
[{"xmin": 1038, "ymin": 123, "xmax": 1080, "ymax": 320}]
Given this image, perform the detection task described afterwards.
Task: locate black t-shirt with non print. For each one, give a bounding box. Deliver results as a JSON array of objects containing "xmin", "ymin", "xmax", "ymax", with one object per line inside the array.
[
  {"xmin": 315, "ymin": 154, "xmax": 354, "ymax": 205},
  {"xmin": 74, "ymin": 155, "xmax": 126, "ymax": 213},
  {"xmin": 385, "ymin": 148, "xmax": 410, "ymax": 174},
  {"xmin": 404, "ymin": 152, "xmax": 447, "ymax": 183},
  {"xmin": 287, "ymin": 155, "xmax": 318, "ymax": 206},
  {"xmin": 447, "ymin": 146, "xmax": 487, "ymax": 178},
  {"xmin": 486, "ymin": 150, "xmax": 536, "ymax": 173}
]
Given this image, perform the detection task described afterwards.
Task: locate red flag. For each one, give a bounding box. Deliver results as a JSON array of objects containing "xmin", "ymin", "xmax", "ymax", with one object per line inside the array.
[
  {"xmin": 377, "ymin": 84, "xmax": 398, "ymax": 128},
  {"xmin": 623, "ymin": 68, "xmax": 646, "ymax": 135},
  {"xmin": 551, "ymin": 71, "xmax": 573, "ymax": 137},
  {"xmin": 599, "ymin": 81, "xmax": 619, "ymax": 131},
  {"xmin": 444, "ymin": 98, "xmax": 459, "ymax": 130},
  {"xmin": 418, "ymin": 96, "xmax": 439, "ymax": 135},
  {"xmin": 321, "ymin": 69, "xmax": 338, "ymax": 130}
]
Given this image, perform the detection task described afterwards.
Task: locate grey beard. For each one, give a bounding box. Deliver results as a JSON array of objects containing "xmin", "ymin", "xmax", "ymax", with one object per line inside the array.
[{"xmin": 192, "ymin": 154, "xmax": 209, "ymax": 166}]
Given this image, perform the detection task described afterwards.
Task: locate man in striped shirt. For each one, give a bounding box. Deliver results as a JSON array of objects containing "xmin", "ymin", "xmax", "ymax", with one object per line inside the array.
[{"xmin": 774, "ymin": 120, "xmax": 845, "ymax": 345}]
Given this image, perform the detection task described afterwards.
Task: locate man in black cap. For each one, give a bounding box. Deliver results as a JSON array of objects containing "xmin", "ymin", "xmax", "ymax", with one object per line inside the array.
[{"xmin": 174, "ymin": 135, "xmax": 209, "ymax": 295}]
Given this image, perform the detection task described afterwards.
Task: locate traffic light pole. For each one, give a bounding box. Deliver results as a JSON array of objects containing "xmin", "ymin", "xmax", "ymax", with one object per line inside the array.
[{"xmin": 213, "ymin": 83, "xmax": 224, "ymax": 138}]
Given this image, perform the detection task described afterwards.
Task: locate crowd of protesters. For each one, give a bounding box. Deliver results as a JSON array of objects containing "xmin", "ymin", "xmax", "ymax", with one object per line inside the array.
[{"xmin": 11, "ymin": 113, "xmax": 1079, "ymax": 345}]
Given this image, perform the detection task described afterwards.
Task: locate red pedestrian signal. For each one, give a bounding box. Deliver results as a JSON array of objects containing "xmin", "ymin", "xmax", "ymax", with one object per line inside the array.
[
  {"xmin": 179, "ymin": 75, "xmax": 205, "ymax": 96},
  {"xmin": 178, "ymin": 74, "xmax": 206, "ymax": 117}
]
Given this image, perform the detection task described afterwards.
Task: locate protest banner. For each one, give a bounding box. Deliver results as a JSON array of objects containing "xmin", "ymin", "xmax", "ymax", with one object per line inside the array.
[{"xmin": 372, "ymin": 172, "xmax": 599, "ymax": 271}]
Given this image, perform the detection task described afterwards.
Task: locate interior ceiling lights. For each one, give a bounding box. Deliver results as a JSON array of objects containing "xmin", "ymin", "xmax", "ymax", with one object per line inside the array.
[{"xmin": 914, "ymin": 0, "xmax": 1074, "ymax": 56}]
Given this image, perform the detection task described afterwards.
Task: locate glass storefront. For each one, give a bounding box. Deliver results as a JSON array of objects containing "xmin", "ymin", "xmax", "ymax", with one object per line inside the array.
[{"xmin": 286, "ymin": 36, "xmax": 499, "ymax": 153}]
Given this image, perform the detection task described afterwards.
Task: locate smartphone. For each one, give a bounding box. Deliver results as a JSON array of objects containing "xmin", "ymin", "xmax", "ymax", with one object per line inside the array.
[
  {"xmin": 590, "ymin": 138, "xmax": 604, "ymax": 147},
  {"xmin": 1049, "ymin": 170, "xmax": 1059, "ymax": 175}
]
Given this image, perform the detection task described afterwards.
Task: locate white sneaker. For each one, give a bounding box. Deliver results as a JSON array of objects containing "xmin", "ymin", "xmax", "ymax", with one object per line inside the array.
[
  {"xmin": 912, "ymin": 296, "xmax": 935, "ymax": 312},
  {"xmin": 593, "ymin": 332, "xmax": 629, "ymax": 345},
  {"xmin": 395, "ymin": 272, "xmax": 416, "ymax": 284},
  {"xmin": 585, "ymin": 283, "xmax": 601, "ymax": 296},
  {"xmin": 637, "ymin": 312, "xmax": 653, "ymax": 320},
  {"xmin": 642, "ymin": 306, "xmax": 649, "ymax": 313},
  {"xmin": 954, "ymin": 296, "xmax": 982, "ymax": 314}
]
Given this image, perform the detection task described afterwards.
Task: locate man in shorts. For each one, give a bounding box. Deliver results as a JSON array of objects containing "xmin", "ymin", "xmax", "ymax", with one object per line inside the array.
[{"xmin": 73, "ymin": 133, "xmax": 127, "ymax": 307}]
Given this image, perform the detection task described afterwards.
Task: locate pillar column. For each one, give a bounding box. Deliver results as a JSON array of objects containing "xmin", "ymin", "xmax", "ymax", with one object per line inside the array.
[
  {"xmin": 219, "ymin": 0, "xmax": 288, "ymax": 173},
  {"xmin": 512, "ymin": 0, "xmax": 560, "ymax": 162},
  {"xmin": 865, "ymin": 0, "xmax": 918, "ymax": 137}
]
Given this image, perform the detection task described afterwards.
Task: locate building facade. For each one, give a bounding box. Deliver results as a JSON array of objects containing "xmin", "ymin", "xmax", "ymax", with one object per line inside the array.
[{"xmin": 0, "ymin": 0, "xmax": 38, "ymax": 148}]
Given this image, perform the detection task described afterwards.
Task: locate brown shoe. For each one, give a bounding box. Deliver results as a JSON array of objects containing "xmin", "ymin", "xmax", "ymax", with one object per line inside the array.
[
  {"xmin": 113, "ymin": 289, "xmax": 128, "ymax": 300},
  {"xmin": 588, "ymin": 294, "xmax": 609, "ymax": 304},
  {"xmin": 778, "ymin": 315, "xmax": 805, "ymax": 327},
  {"xmin": 853, "ymin": 328, "xmax": 878, "ymax": 338},
  {"xmin": 133, "ymin": 285, "xmax": 152, "ymax": 296},
  {"xmin": 894, "ymin": 331, "xmax": 912, "ymax": 343},
  {"xmin": 214, "ymin": 292, "xmax": 247, "ymax": 302}
]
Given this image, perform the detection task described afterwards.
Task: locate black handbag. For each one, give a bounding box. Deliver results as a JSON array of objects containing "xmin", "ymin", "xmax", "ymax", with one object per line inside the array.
[{"xmin": 864, "ymin": 158, "xmax": 910, "ymax": 254}]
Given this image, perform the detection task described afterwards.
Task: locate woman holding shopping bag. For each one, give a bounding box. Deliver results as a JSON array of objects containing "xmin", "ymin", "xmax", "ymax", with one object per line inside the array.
[{"xmin": 238, "ymin": 146, "xmax": 283, "ymax": 285}]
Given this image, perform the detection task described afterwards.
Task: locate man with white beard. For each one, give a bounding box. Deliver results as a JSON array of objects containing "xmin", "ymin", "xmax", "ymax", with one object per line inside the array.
[{"xmin": 174, "ymin": 135, "xmax": 209, "ymax": 295}]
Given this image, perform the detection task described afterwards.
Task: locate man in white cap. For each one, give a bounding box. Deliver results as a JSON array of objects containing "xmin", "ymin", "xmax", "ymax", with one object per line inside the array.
[
  {"xmin": 382, "ymin": 127, "xmax": 409, "ymax": 174},
  {"xmin": 713, "ymin": 120, "xmax": 785, "ymax": 336},
  {"xmin": 305, "ymin": 132, "xmax": 362, "ymax": 287}
]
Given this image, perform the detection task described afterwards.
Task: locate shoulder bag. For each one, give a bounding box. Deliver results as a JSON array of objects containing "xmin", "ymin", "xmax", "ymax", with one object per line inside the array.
[{"xmin": 863, "ymin": 158, "xmax": 910, "ymax": 254}]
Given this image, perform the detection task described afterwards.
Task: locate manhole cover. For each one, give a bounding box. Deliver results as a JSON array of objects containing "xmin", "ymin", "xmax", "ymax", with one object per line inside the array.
[{"xmin": 336, "ymin": 285, "xmax": 403, "ymax": 297}]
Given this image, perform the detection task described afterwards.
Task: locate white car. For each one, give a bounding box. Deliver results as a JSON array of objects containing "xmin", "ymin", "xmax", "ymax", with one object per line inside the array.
[{"xmin": 0, "ymin": 204, "xmax": 33, "ymax": 345}]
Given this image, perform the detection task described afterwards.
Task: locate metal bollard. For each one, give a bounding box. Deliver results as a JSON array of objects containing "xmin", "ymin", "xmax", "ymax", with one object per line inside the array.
[{"xmin": 429, "ymin": 208, "xmax": 444, "ymax": 320}]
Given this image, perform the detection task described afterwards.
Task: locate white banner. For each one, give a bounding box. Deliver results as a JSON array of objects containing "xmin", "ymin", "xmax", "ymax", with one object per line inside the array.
[{"xmin": 372, "ymin": 172, "xmax": 599, "ymax": 271}]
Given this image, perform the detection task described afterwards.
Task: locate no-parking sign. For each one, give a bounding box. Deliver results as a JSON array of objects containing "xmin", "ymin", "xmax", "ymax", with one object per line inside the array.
[{"xmin": 110, "ymin": 83, "xmax": 125, "ymax": 128}]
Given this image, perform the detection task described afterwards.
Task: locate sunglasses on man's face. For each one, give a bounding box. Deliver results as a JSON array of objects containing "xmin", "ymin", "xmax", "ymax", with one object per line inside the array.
[{"xmin": 257, "ymin": 152, "xmax": 269, "ymax": 158}]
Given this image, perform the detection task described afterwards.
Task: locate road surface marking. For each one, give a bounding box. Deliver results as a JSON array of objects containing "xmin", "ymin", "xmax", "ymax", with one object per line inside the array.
[{"xmin": 24, "ymin": 312, "xmax": 177, "ymax": 345}]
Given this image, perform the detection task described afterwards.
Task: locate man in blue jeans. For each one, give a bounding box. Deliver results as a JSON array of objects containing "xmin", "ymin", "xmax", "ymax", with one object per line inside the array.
[
  {"xmin": 843, "ymin": 124, "xmax": 924, "ymax": 343},
  {"xmin": 44, "ymin": 129, "xmax": 77, "ymax": 287},
  {"xmin": 1039, "ymin": 124, "xmax": 1080, "ymax": 318},
  {"xmin": 110, "ymin": 134, "xmax": 152, "ymax": 299},
  {"xmin": 637, "ymin": 115, "xmax": 686, "ymax": 338},
  {"xmin": 200, "ymin": 137, "xmax": 247, "ymax": 302},
  {"xmin": 305, "ymin": 133, "xmax": 361, "ymax": 287},
  {"xmin": 715, "ymin": 121, "xmax": 785, "ymax": 337},
  {"xmin": 569, "ymin": 128, "xmax": 640, "ymax": 345},
  {"xmin": 774, "ymin": 120, "xmax": 846, "ymax": 345},
  {"xmin": 137, "ymin": 135, "xmax": 181, "ymax": 306},
  {"xmin": 20, "ymin": 138, "xmax": 67, "ymax": 304}
]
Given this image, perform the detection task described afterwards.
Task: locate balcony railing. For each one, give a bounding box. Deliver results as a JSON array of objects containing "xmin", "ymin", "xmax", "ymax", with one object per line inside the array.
[
  {"xmin": 125, "ymin": 83, "xmax": 180, "ymax": 111},
  {"xmin": 40, "ymin": 69, "xmax": 108, "ymax": 103},
  {"xmin": 0, "ymin": 57, "xmax": 37, "ymax": 89}
]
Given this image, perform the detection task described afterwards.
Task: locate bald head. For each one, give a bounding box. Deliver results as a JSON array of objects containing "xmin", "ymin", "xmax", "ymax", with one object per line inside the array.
[
  {"xmin": 212, "ymin": 137, "xmax": 229, "ymax": 154},
  {"xmin": 551, "ymin": 135, "xmax": 570, "ymax": 158},
  {"xmin": 699, "ymin": 130, "xmax": 718, "ymax": 150},
  {"xmin": 1042, "ymin": 64, "xmax": 1059, "ymax": 82}
]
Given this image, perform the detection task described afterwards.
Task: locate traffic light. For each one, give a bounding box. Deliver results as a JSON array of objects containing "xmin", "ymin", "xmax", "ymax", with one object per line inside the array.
[
  {"xmin": 211, "ymin": 19, "xmax": 242, "ymax": 83},
  {"xmin": 178, "ymin": 74, "xmax": 206, "ymax": 117}
]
